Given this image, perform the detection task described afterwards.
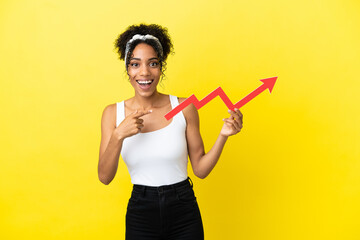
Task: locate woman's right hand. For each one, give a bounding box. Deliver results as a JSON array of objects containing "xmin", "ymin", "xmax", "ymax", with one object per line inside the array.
[{"xmin": 113, "ymin": 110, "xmax": 152, "ymax": 140}]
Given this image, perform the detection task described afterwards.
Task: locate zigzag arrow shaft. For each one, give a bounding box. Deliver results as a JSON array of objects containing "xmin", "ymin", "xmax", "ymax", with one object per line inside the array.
[{"xmin": 164, "ymin": 76, "xmax": 277, "ymax": 120}]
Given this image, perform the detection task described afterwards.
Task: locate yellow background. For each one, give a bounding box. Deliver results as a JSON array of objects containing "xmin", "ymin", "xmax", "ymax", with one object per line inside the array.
[{"xmin": 1, "ymin": 0, "xmax": 359, "ymax": 239}]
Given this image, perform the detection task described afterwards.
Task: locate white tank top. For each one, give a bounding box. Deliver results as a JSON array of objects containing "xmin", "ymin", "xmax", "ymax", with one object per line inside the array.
[{"xmin": 116, "ymin": 95, "xmax": 188, "ymax": 186}]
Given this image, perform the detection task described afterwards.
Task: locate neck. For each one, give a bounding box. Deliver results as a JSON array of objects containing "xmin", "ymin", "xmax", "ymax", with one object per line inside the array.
[{"xmin": 132, "ymin": 91, "xmax": 163, "ymax": 110}]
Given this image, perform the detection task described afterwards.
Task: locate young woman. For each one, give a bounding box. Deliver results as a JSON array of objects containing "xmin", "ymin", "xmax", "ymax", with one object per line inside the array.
[{"xmin": 98, "ymin": 23, "xmax": 243, "ymax": 240}]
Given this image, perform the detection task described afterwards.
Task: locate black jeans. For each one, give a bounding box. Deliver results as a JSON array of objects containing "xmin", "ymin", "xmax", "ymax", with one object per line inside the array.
[{"xmin": 126, "ymin": 177, "xmax": 204, "ymax": 240}]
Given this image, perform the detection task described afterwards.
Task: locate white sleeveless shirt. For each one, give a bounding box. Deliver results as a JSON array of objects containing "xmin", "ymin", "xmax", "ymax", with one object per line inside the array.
[{"xmin": 116, "ymin": 95, "xmax": 188, "ymax": 186}]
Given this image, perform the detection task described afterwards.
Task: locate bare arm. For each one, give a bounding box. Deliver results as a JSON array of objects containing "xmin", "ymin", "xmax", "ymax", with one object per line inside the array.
[
  {"xmin": 181, "ymin": 99, "xmax": 243, "ymax": 179},
  {"xmin": 98, "ymin": 104, "xmax": 122, "ymax": 185}
]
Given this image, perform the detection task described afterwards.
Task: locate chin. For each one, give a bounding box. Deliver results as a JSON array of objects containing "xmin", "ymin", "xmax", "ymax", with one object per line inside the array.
[{"xmin": 137, "ymin": 89, "xmax": 158, "ymax": 98}]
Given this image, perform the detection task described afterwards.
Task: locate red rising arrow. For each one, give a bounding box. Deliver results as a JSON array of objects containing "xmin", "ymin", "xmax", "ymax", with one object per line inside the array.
[{"xmin": 164, "ymin": 76, "xmax": 278, "ymax": 120}]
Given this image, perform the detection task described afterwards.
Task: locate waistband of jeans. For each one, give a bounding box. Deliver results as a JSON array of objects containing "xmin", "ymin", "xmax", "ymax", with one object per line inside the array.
[{"xmin": 133, "ymin": 177, "xmax": 193, "ymax": 192}]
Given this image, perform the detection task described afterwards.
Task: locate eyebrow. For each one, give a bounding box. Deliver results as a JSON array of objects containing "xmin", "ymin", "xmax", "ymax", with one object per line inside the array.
[{"xmin": 130, "ymin": 57, "xmax": 158, "ymax": 61}]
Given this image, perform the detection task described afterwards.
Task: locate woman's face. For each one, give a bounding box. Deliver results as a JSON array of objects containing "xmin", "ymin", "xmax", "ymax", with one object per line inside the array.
[{"xmin": 127, "ymin": 43, "xmax": 161, "ymax": 98}]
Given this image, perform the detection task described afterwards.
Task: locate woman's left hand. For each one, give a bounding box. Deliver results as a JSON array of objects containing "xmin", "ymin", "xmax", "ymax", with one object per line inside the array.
[{"xmin": 220, "ymin": 108, "xmax": 243, "ymax": 137}]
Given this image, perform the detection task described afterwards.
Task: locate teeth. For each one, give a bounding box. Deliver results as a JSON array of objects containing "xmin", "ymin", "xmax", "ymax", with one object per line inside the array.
[{"xmin": 137, "ymin": 80, "xmax": 153, "ymax": 84}]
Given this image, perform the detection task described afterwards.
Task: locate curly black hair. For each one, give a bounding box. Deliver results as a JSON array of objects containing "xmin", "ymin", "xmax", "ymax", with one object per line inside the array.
[{"xmin": 113, "ymin": 23, "xmax": 175, "ymax": 82}]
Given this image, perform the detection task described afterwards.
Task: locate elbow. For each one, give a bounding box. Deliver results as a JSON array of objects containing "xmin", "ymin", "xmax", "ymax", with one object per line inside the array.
[
  {"xmin": 99, "ymin": 177, "xmax": 110, "ymax": 185},
  {"xmin": 194, "ymin": 170, "xmax": 208, "ymax": 179},
  {"xmin": 193, "ymin": 164, "xmax": 209, "ymax": 179},
  {"xmin": 101, "ymin": 179, "xmax": 111, "ymax": 185},
  {"xmin": 197, "ymin": 173, "xmax": 208, "ymax": 179},
  {"xmin": 98, "ymin": 165, "xmax": 114, "ymax": 185},
  {"xmin": 99, "ymin": 178, "xmax": 111, "ymax": 185},
  {"xmin": 98, "ymin": 173, "xmax": 112, "ymax": 185}
]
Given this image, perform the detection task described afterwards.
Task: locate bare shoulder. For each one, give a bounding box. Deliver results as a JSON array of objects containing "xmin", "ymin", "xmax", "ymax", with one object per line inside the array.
[
  {"xmin": 101, "ymin": 103, "xmax": 117, "ymax": 128},
  {"xmin": 99, "ymin": 103, "xmax": 116, "ymax": 160},
  {"xmin": 178, "ymin": 97, "xmax": 187, "ymax": 104},
  {"xmin": 177, "ymin": 97, "xmax": 199, "ymax": 124},
  {"xmin": 103, "ymin": 103, "xmax": 116, "ymax": 115}
]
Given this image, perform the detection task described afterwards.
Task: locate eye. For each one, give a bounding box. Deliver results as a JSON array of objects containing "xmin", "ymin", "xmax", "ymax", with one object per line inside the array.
[
  {"xmin": 150, "ymin": 62, "xmax": 159, "ymax": 67},
  {"xmin": 130, "ymin": 62, "xmax": 139, "ymax": 67}
]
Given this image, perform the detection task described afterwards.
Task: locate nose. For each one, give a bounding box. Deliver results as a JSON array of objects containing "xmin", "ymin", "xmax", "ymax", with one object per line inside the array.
[{"xmin": 140, "ymin": 64, "xmax": 150, "ymax": 76}]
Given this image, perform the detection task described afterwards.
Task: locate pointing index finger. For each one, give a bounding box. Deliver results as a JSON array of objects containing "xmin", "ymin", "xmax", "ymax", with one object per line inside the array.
[{"xmin": 133, "ymin": 109, "xmax": 152, "ymax": 118}]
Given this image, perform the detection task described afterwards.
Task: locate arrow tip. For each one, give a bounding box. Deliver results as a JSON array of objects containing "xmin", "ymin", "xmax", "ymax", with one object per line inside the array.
[{"xmin": 260, "ymin": 76, "xmax": 278, "ymax": 93}]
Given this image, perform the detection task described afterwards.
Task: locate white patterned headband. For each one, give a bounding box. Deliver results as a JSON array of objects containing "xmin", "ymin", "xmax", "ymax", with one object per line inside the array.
[{"xmin": 124, "ymin": 34, "xmax": 163, "ymax": 67}]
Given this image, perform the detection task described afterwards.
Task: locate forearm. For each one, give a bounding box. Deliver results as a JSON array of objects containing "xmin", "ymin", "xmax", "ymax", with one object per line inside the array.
[
  {"xmin": 98, "ymin": 134, "xmax": 123, "ymax": 185},
  {"xmin": 195, "ymin": 134, "xmax": 228, "ymax": 179}
]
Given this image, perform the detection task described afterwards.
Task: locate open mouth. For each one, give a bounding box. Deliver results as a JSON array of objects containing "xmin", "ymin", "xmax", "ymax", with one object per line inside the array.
[
  {"xmin": 136, "ymin": 79, "xmax": 154, "ymax": 85},
  {"xmin": 136, "ymin": 79, "xmax": 154, "ymax": 90}
]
